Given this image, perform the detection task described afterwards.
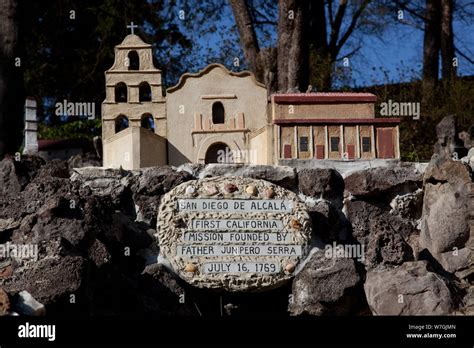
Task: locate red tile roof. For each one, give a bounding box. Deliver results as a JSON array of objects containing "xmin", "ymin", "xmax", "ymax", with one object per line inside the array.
[{"xmin": 272, "ymin": 92, "xmax": 377, "ymax": 103}]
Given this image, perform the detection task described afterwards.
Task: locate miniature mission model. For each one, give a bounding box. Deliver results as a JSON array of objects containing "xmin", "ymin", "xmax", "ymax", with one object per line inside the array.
[
  {"xmin": 102, "ymin": 30, "xmax": 401, "ymax": 170},
  {"xmin": 101, "ymin": 28, "xmax": 402, "ymax": 291}
]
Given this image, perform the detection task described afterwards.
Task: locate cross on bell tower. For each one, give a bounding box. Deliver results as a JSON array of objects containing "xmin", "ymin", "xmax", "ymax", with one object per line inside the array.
[
  {"xmin": 102, "ymin": 29, "xmax": 167, "ymax": 170},
  {"xmin": 127, "ymin": 22, "xmax": 138, "ymax": 35}
]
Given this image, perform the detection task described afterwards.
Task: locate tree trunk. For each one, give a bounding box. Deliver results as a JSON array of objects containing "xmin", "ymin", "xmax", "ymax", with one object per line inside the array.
[
  {"xmin": 308, "ymin": 0, "xmax": 332, "ymax": 91},
  {"xmin": 229, "ymin": 0, "xmax": 260, "ymax": 75},
  {"xmin": 422, "ymin": 0, "xmax": 441, "ymax": 93},
  {"xmin": 0, "ymin": 0, "xmax": 24, "ymax": 159},
  {"xmin": 277, "ymin": 0, "xmax": 309, "ymax": 93},
  {"xmin": 229, "ymin": 0, "xmax": 277, "ymax": 93},
  {"xmin": 440, "ymin": 0, "xmax": 456, "ymax": 83}
]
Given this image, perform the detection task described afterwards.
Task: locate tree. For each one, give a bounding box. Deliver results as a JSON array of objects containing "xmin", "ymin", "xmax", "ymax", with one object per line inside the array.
[
  {"xmin": 395, "ymin": 0, "xmax": 462, "ymax": 92},
  {"xmin": 308, "ymin": 0, "xmax": 371, "ymax": 91},
  {"xmin": 0, "ymin": 0, "xmax": 24, "ymax": 158},
  {"xmin": 229, "ymin": 0, "xmax": 278, "ymax": 92},
  {"xmin": 230, "ymin": 0, "xmax": 374, "ymax": 92},
  {"xmin": 422, "ymin": 0, "xmax": 441, "ymax": 90},
  {"xmin": 440, "ymin": 0, "xmax": 456, "ymax": 82},
  {"xmin": 276, "ymin": 0, "xmax": 309, "ymax": 92},
  {"xmin": 20, "ymin": 0, "xmax": 192, "ymax": 123}
]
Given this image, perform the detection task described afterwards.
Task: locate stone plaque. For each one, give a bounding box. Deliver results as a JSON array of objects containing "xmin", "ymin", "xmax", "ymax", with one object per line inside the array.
[{"xmin": 157, "ymin": 176, "xmax": 312, "ymax": 291}]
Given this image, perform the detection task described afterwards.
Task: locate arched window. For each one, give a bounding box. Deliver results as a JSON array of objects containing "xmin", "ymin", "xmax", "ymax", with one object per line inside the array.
[
  {"xmin": 139, "ymin": 82, "xmax": 152, "ymax": 102},
  {"xmin": 115, "ymin": 82, "xmax": 127, "ymax": 103},
  {"xmin": 115, "ymin": 115, "xmax": 129, "ymax": 133},
  {"xmin": 212, "ymin": 102, "xmax": 225, "ymax": 124},
  {"xmin": 128, "ymin": 50, "xmax": 139, "ymax": 70},
  {"xmin": 141, "ymin": 113, "xmax": 155, "ymax": 131}
]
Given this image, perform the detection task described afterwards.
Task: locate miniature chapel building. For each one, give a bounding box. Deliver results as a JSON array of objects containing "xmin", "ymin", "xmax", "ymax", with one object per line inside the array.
[
  {"xmin": 102, "ymin": 32, "xmax": 400, "ymax": 169},
  {"xmin": 102, "ymin": 34, "xmax": 167, "ymax": 169}
]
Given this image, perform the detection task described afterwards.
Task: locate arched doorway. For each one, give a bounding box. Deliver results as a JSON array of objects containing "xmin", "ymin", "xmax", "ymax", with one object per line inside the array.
[{"xmin": 205, "ymin": 143, "xmax": 233, "ymax": 164}]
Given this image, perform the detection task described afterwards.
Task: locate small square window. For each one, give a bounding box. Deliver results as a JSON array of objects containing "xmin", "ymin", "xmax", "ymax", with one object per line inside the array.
[
  {"xmin": 330, "ymin": 137, "xmax": 340, "ymax": 152},
  {"xmin": 362, "ymin": 137, "xmax": 371, "ymax": 152},
  {"xmin": 299, "ymin": 136, "xmax": 308, "ymax": 152}
]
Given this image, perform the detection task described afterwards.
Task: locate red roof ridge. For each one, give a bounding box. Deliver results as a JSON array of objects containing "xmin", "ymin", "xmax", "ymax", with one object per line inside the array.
[{"xmin": 271, "ymin": 92, "xmax": 377, "ymax": 103}]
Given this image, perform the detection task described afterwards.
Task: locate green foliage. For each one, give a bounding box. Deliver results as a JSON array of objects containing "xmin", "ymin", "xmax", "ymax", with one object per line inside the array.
[
  {"xmin": 359, "ymin": 77, "xmax": 474, "ymax": 161},
  {"xmin": 21, "ymin": 0, "xmax": 192, "ymax": 120},
  {"xmin": 39, "ymin": 119, "xmax": 101, "ymax": 140}
]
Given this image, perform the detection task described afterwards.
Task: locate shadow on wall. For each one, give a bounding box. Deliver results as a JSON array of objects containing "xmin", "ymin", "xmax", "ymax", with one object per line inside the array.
[{"xmin": 167, "ymin": 142, "xmax": 191, "ymax": 167}]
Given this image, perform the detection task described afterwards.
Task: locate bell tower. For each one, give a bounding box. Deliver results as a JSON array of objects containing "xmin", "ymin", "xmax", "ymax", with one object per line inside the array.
[{"xmin": 102, "ymin": 23, "xmax": 167, "ymax": 169}]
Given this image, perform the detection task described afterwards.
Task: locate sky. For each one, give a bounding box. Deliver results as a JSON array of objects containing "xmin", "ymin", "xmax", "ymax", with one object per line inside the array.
[{"xmin": 173, "ymin": 1, "xmax": 474, "ymax": 88}]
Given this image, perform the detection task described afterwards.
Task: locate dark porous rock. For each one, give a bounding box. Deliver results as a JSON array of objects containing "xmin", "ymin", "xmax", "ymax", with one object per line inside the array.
[
  {"xmin": 140, "ymin": 263, "xmax": 195, "ymax": 317},
  {"xmin": 0, "ymin": 287, "xmax": 10, "ymax": 315},
  {"xmin": 9, "ymin": 192, "xmax": 114, "ymax": 253},
  {"xmin": 289, "ymin": 250, "xmax": 364, "ymax": 316},
  {"xmin": 298, "ymin": 168, "xmax": 344, "ymax": 204},
  {"xmin": 1, "ymin": 255, "xmax": 88, "ymax": 306},
  {"xmin": 0, "ymin": 158, "xmax": 21, "ymax": 200},
  {"xmin": 434, "ymin": 115, "xmax": 467, "ymax": 159},
  {"xmin": 87, "ymin": 239, "xmax": 112, "ymax": 268},
  {"xmin": 12, "ymin": 155, "xmax": 45, "ymax": 189},
  {"xmin": 344, "ymin": 163, "xmax": 423, "ymax": 200},
  {"xmin": 345, "ymin": 200, "xmax": 415, "ymax": 269},
  {"xmin": 67, "ymin": 153, "xmax": 101, "ymax": 172},
  {"xmin": 71, "ymin": 167, "xmax": 131, "ymax": 201},
  {"xmin": 460, "ymin": 285, "xmax": 474, "ymax": 315},
  {"xmin": 176, "ymin": 162, "xmax": 204, "ymax": 178},
  {"xmin": 37, "ymin": 159, "xmax": 70, "ymax": 179},
  {"xmin": 305, "ymin": 199, "xmax": 344, "ymax": 243},
  {"xmin": 389, "ymin": 189, "xmax": 423, "ymax": 220},
  {"xmin": 0, "ymin": 218, "xmax": 20, "ymax": 234},
  {"xmin": 420, "ymin": 156, "xmax": 472, "ymax": 276},
  {"xmin": 108, "ymin": 212, "xmax": 153, "ymax": 251},
  {"xmin": 199, "ymin": 164, "xmax": 297, "ymax": 190},
  {"xmin": 130, "ymin": 166, "xmax": 192, "ymax": 196},
  {"xmin": 458, "ymin": 125, "xmax": 474, "ymax": 149},
  {"xmin": 133, "ymin": 195, "xmax": 162, "ymax": 226},
  {"xmin": 364, "ymin": 261, "xmax": 454, "ymax": 315},
  {"xmin": 130, "ymin": 166, "xmax": 192, "ymax": 225}
]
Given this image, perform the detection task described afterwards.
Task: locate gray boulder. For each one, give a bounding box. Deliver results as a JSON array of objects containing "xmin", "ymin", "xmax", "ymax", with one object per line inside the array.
[
  {"xmin": 344, "ymin": 163, "xmax": 423, "ymax": 199},
  {"xmin": 298, "ymin": 168, "xmax": 344, "ymax": 204},
  {"xmin": 419, "ymin": 157, "xmax": 472, "ymax": 276},
  {"xmin": 199, "ymin": 164, "xmax": 297, "ymax": 190},
  {"xmin": 1, "ymin": 255, "xmax": 88, "ymax": 305},
  {"xmin": 364, "ymin": 261, "xmax": 454, "ymax": 315},
  {"xmin": 71, "ymin": 166, "xmax": 131, "ymax": 198},
  {"xmin": 304, "ymin": 198, "xmax": 346, "ymax": 243},
  {"xmin": 433, "ymin": 115, "xmax": 468, "ymax": 159},
  {"xmin": 0, "ymin": 158, "xmax": 21, "ymax": 199},
  {"xmin": 344, "ymin": 200, "xmax": 415, "ymax": 269},
  {"xmin": 14, "ymin": 290, "xmax": 46, "ymax": 316},
  {"xmin": 130, "ymin": 166, "xmax": 192, "ymax": 225},
  {"xmin": 289, "ymin": 250, "xmax": 363, "ymax": 316}
]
